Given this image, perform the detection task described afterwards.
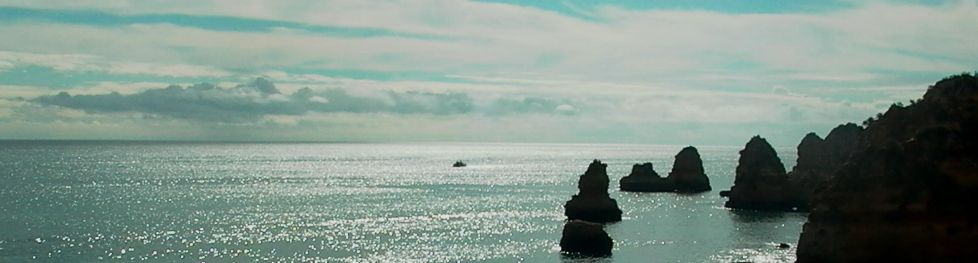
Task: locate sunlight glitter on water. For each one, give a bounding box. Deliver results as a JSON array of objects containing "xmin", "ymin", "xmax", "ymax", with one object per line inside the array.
[{"xmin": 0, "ymin": 142, "xmax": 804, "ymax": 262}]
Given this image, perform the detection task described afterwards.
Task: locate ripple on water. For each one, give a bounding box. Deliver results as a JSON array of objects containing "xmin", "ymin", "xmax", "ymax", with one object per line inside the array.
[{"xmin": 0, "ymin": 142, "xmax": 804, "ymax": 262}]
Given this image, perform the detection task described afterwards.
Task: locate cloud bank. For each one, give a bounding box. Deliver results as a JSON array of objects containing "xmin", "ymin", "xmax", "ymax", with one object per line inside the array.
[
  {"xmin": 30, "ymin": 78, "xmax": 575, "ymax": 122},
  {"xmin": 0, "ymin": 0, "xmax": 974, "ymax": 145}
]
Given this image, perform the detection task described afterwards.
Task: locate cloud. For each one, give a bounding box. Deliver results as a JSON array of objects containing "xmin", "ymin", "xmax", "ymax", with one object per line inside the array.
[
  {"xmin": 0, "ymin": 1, "xmax": 973, "ymax": 144},
  {"xmin": 0, "ymin": 6, "xmax": 447, "ymax": 40},
  {"xmin": 0, "ymin": 60, "xmax": 12, "ymax": 71},
  {"xmin": 488, "ymin": 96, "xmax": 578, "ymax": 115},
  {"xmin": 1, "ymin": 1, "xmax": 973, "ymax": 85},
  {"xmin": 0, "ymin": 51, "xmax": 230, "ymax": 78},
  {"xmin": 29, "ymin": 78, "xmax": 575, "ymax": 122}
]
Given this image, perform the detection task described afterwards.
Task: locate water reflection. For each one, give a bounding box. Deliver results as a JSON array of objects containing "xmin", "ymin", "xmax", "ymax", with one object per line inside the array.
[
  {"xmin": 728, "ymin": 209, "xmax": 796, "ymax": 223},
  {"xmin": 727, "ymin": 209, "xmax": 807, "ymax": 249},
  {"xmin": 560, "ymin": 253, "xmax": 613, "ymax": 263},
  {"xmin": 1, "ymin": 142, "xmax": 808, "ymax": 262}
]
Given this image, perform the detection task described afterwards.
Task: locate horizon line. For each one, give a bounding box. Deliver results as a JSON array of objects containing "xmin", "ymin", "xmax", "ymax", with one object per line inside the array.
[{"xmin": 0, "ymin": 138, "xmax": 761, "ymax": 148}]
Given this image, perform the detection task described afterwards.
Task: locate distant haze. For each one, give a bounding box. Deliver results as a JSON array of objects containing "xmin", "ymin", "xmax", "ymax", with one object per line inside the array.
[{"xmin": 1, "ymin": 0, "xmax": 976, "ymax": 146}]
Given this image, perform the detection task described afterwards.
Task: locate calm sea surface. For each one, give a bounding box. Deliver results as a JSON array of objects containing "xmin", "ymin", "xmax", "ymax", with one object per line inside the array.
[{"xmin": 0, "ymin": 141, "xmax": 804, "ymax": 262}]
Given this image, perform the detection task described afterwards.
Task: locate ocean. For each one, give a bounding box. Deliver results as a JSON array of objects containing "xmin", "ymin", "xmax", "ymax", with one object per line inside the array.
[{"xmin": 0, "ymin": 141, "xmax": 805, "ymax": 262}]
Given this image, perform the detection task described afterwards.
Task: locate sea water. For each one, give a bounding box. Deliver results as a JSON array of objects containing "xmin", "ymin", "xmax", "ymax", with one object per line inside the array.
[{"xmin": 0, "ymin": 141, "xmax": 805, "ymax": 262}]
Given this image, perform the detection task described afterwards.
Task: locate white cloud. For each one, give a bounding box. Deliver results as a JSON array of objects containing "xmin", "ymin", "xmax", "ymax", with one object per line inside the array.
[
  {"xmin": 0, "ymin": 85, "xmax": 49, "ymax": 98},
  {"xmin": 0, "ymin": 51, "xmax": 231, "ymax": 77},
  {"xmin": 1, "ymin": 1, "xmax": 974, "ymax": 84},
  {"xmin": 0, "ymin": 0, "xmax": 974, "ymax": 143},
  {"xmin": 0, "ymin": 82, "xmax": 181, "ymax": 99},
  {"xmin": 0, "ymin": 60, "xmax": 13, "ymax": 72}
]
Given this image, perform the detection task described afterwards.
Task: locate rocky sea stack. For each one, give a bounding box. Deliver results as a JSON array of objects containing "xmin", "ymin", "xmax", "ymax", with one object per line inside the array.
[
  {"xmin": 619, "ymin": 146, "xmax": 711, "ymax": 193},
  {"xmin": 559, "ymin": 220, "xmax": 613, "ymax": 257},
  {"xmin": 796, "ymin": 74, "xmax": 978, "ymax": 262},
  {"xmin": 721, "ymin": 125, "xmax": 861, "ymax": 212},
  {"xmin": 722, "ymin": 136, "xmax": 796, "ymax": 211},
  {"xmin": 564, "ymin": 160, "xmax": 623, "ymax": 223},
  {"xmin": 668, "ymin": 146, "xmax": 711, "ymax": 192},
  {"xmin": 618, "ymin": 162, "xmax": 673, "ymax": 192}
]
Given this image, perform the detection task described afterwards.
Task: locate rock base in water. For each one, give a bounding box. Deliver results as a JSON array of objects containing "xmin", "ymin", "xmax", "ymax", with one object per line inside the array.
[
  {"xmin": 559, "ymin": 220, "xmax": 613, "ymax": 257},
  {"xmin": 564, "ymin": 196, "xmax": 623, "ymax": 222}
]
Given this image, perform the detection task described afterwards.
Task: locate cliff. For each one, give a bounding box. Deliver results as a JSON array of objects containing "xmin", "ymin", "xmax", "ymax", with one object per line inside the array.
[
  {"xmin": 786, "ymin": 123, "xmax": 863, "ymax": 210},
  {"xmin": 796, "ymin": 73, "xmax": 978, "ymax": 262}
]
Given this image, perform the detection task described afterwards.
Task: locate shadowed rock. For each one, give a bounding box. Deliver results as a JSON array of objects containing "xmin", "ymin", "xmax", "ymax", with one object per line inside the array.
[
  {"xmin": 722, "ymin": 124, "xmax": 861, "ymax": 212},
  {"xmin": 794, "ymin": 132, "xmax": 827, "ymax": 172},
  {"xmin": 577, "ymin": 160, "xmax": 611, "ymax": 196},
  {"xmin": 559, "ymin": 220, "xmax": 613, "ymax": 257},
  {"xmin": 619, "ymin": 162, "xmax": 674, "ymax": 192},
  {"xmin": 786, "ymin": 123, "xmax": 862, "ymax": 211},
  {"xmin": 667, "ymin": 146, "xmax": 711, "ymax": 192},
  {"xmin": 797, "ymin": 73, "xmax": 978, "ymax": 262},
  {"xmin": 619, "ymin": 146, "xmax": 711, "ymax": 193},
  {"xmin": 565, "ymin": 160, "xmax": 623, "ymax": 223},
  {"xmin": 722, "ymin": 136, "xmax": 796, "ymax": 211}
]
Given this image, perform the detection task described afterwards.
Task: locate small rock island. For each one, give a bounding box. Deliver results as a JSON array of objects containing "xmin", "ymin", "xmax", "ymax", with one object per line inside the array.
[
  {"xmin": 721, "ymin": 136, "xmax": 796, "ymax": 211},
  {"xmin": 668, "ymin": 146, "xmax": 712, "ymax": 192},
  {"xmin": 564, "ymin": 160, "xmax": 623, "ymax": 223},
  {"xmin": 619, "ymin": 162, "xmax": 673, "ymax": 192},
  {"xmin": 619, "ymin": 146, "xmax": 711, "ymax": 193}
]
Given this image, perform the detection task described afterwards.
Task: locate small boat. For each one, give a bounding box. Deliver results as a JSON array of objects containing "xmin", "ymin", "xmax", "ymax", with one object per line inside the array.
[{"xmin": 453, "ymin": 161, "xmax": 467, "ymax": 167}]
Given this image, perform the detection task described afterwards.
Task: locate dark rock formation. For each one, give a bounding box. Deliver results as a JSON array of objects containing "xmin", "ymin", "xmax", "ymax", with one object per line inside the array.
[
  {"xmin": 667, "ymin": 146, "xmax": 712, "ymax": 192},
  {"xmin": 722, "ymin": 136, "xmax": 796, "ymax": 211},
  {"xmin": 722, "ymin": 126, "xmax": 862, "ymax": 212},
  {"xmin": 796, "ymin": 73, "xmax": 978, "ymax": 262},
  {"xmin": 559, "ymin": 220, "xmax": 613, "ymax": 257},
  {"xmin": 619, "ymin": 162, "xmax": 674, "ymax": 192},
  {"xmin": 794, "ymin": 133, "xmax": 827, "ymax": 172},
  {"xmin": 786, "ymin": 123, "xmax": 863, "ymax": 210},
  {"xmin": 619, "ymin": 146, "xmax": 711, "ymax": 193},
  {"xmin": 565, "ymin": 160, "xmax": 623, "ymax": 223}
]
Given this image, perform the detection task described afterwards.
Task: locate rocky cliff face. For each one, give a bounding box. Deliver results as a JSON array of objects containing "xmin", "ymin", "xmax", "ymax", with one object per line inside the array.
[
  {"xmin": 796, "ymin": 74, "xmax": 978, "ymax": 262},
  {"xmin": 722, "ymin": 136, "xmax": 796, "ymax": 211},
  {"xmin": 722, "ymin": 124, "xmax": 862, "ymax": 212},
  {"xmin": 787, "ymin": 123, "xmax": 863, "ymax": 210},
  {"xmin": 668, "ymin": 146, "xmax": 712, "ymax": 192},
  {"xmin": 565, "ymin": 160, "xmax": 623, "ymax": 223}
]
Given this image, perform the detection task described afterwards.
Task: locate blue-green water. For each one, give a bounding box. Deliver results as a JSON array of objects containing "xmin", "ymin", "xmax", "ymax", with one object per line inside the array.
[{"xmin": 0, "ymin": 141, "xmax": 805, "ymax": 262}]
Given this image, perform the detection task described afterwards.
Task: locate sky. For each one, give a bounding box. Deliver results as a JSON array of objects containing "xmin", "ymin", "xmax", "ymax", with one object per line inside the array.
[{"xmin": 0, "ymin": 0, "xmax": 975, "ymax": 146}]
